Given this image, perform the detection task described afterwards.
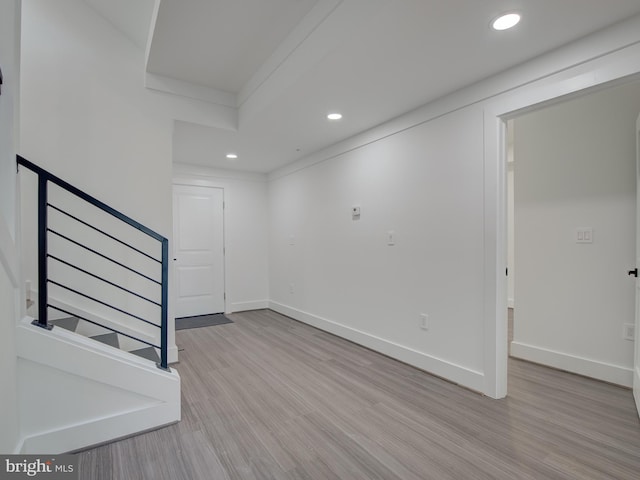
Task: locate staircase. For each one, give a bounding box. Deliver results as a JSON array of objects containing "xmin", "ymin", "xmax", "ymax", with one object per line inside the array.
[
  {"xmin": 49, "ymin": 317, "xmax": 161, "ymax": 364},
  {"xmin": 15, "ymin": 155, "xmax": 180, "ymax": 454}
]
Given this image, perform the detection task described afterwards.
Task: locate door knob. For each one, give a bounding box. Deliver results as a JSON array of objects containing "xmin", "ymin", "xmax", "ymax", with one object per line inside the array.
[{"xmin": 628, "ymin": 268, "xmax": 638, "ymax": 277}]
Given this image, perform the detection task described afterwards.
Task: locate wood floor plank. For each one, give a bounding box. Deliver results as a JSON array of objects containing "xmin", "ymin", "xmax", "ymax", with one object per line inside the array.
[{"xmin": 78, "ymin": 309, "xmax": 640, "ymax": 479}]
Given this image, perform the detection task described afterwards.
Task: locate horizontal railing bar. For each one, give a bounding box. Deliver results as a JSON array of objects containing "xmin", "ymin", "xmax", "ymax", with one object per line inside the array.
[
  {"xmin": 48, "ymin": 279, "xmax": 162, "ymax": 329},
  {"xmin": 48, "ymin": 229, "xmax": 161, "ymax": 286},
  {"xmin": 48, "ymin": 305, "xmax": 161, "ymax": 350},
  {"xmin": 48, "ymin": 254, "xmax": 162, "ymax": 307},
  {"xmin": 17, "ymin": 155, "xmax": 167, "ymax": 243},
  {"xmin": 48, "ymin": 204, "xmax": 161, "ymax": 264}
]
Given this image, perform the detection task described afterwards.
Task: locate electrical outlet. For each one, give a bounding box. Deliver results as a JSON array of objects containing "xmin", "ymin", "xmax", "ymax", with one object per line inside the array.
[
  {"xmin": 623, "ymin": 323, "xmax": 635, "ymax": 341},
  {"xmin": 289, "ymin": 283, "xmax": 295, "ymax": 294},
  {"xmin": 420, "ymin": 313, "xmax": 429, "ymax": 331}
]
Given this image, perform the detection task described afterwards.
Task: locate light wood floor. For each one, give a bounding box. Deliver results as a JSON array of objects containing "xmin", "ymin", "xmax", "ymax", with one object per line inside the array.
[{"xmin": 78, "ymin": 309, "xmax": 640, "ymax": 479}]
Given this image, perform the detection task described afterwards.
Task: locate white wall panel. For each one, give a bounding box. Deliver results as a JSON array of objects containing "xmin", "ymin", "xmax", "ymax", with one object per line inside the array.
[{"xmin": 269, "ymin": 106, "xmax": 486, "ymax": 378}]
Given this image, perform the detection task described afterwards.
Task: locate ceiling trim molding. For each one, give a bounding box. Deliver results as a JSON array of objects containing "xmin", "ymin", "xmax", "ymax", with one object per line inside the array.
[
  {"xmin": 145, "ymin": 72, "xmax": 237, "ymax": 108},
  {"xmin": 237, "ymin": 0, "xmax": 388, "ymax": 126},
  {"xmin": 144, "ymin": 0, "xmax": 161, "ymax": 67},
  {"xmin": 237, "ymin": 0, "xmax": 342, "ymax": 107},
  {"xmin": 173, "ymin": 162, "xmax": 267, "ymax": 183}
]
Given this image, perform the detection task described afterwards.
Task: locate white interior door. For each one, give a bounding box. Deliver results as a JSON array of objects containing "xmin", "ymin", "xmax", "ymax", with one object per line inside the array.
[
  {"xmin": 173, "ymin": 184, "xmax": 225, "ymax": 318},
  {"xmin": 634, "ymin": 113, "xmax": 640, "ymax": 416}
]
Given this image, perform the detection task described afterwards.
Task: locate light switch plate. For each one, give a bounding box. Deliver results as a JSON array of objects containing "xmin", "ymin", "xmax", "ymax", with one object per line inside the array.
[{"xmin": 576, "ymin": 227, "xmax": 593, "ymax": 244}]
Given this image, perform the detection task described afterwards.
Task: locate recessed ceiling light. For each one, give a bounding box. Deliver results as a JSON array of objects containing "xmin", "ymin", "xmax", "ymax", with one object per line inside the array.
[
  {"xmin": 226, "ymin": 153, "xmax": 238, "ymax": 159},
  {"xmin": 327, "ymin": 113, "xmax": 342, "ymax": 120},
  {"xmin": 492, "ymin": 13, "xmax": 520, "ymax": 31}
]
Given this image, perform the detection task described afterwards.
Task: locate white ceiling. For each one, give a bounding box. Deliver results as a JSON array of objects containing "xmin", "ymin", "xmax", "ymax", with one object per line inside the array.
[
  {"xmin": 86, "ymin": 0, "xmax": 640, "ymax": 173},
  {"xmin": 84, "ymin": 0, "xmax": 155, "ymax": 50},
  {"xmin": 147, "ymin": 0, "xmax": 319, "ymax": 94}
]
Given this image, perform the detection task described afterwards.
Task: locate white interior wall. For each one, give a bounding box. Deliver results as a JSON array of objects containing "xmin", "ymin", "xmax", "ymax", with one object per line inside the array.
[
  {"xmin": 0, "ymin": 0, "xmax": 21, "ymax": 454},
  {"xmin": 20, "ymin": 0, "xmax": 171, "ymax": 229},
  {"xmin": 511, "ymin": 81, "xmax": 640, "ymax": 386},
  {"xmin": 172, "ymin": 163, "xmax": 269, "ymax": 313},
  {"xmin": 268, "ymin": 14, "xmax": 640, "ymax": 396},
  {"xmin": 269, "ymin": 106, "xmax": 487, "ymax": 390}
]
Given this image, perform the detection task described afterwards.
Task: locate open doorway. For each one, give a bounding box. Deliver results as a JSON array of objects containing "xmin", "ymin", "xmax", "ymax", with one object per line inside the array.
[{"xmin": 505, "ymin": 80, "xmax": 640, "ymax": 388}]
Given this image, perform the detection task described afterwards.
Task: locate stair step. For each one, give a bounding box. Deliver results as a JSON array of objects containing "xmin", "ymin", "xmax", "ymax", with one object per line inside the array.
[
  {"xmin": 43, "ymin": 319, "xmax": 160, "ymax": 365},
  {"xmin": 129, "ymin": 347, "xmax": 161, "ymax": 363},
  {"xmin": 90, "ymin": 333, "xmax": 120, "ymax": 349},
  {"xmin": 49, "ymin": 317, "xmax": 80, "ymax": 332}
]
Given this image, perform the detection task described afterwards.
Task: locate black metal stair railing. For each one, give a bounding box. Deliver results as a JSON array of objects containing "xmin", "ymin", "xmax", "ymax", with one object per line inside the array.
[{"xmin": 17, "ymin": 155, "xmax": 170, "ymax": 370}]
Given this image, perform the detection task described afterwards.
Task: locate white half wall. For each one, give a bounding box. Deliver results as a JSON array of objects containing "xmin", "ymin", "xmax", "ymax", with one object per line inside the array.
[
  {"xmin": 172, "ymin": 162, "xmax": 269, "ymax": 314},
  {"xmin": 16, "ymin": 318, "xmax": 180, "ymax": 454},
  {"xmin": 512, "ymin": 81, "xmax": 640, "ymax": 386}
]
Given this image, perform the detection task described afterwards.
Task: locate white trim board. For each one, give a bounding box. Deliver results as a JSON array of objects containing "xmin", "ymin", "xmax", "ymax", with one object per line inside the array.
[
  {"xmin": 634, "ymin": 367, "xmax": 640, "ymax": 412},
  {"xmin": 230, "ymin": 300, "xmax": 269, "ymax": 313},
  {"xmin": 269, "ymin": 301, "xmax": 485, "ymax": 393},
  {"xmin": 511, "ymin": 341, "xmax": 633, "ymax": 387},
  {"xmin": 173, "ymin": 162, "xmax": 267, "ymax": 183}
]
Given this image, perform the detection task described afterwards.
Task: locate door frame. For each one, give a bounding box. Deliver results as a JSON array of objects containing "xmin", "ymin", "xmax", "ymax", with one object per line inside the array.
[
  {"xmin": 634, "ymin": 112, "xmax": 640, "ymax": 414},
  {"xmin": 484, "ymin": 59, "xmax": 640, "ymax": 398},
  {"xmin": 171, "ymin": 179, "xmax": 227, "ymax": 316}
]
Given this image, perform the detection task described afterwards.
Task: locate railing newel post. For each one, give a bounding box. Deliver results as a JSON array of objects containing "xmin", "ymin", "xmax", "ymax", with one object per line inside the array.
[
  {"xmin": 158, "ymin": 238, "xmax": 169, "ymax": 371},
  {"xmin": 34, "ymin": 174, "xmax": 52, "ymax": 330}
]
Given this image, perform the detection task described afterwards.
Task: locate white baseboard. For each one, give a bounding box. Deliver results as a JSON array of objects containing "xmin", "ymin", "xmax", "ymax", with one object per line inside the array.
[
  {"xmin": 511, "ymin": 341, "xmax": 633, "ymax": 387},
  {"xmin": 20, "ymin": 403, "xmax": 178, "ymax": 454},
  {"xmin": 268, "ymin": 301, "xmax": 485, "ymax": 393},
  {"xmin": 633, "ymin": 367, "xmax": 640, "ymax": 416},
  {"xmin": 229, "ymin": 300, "xmax": 269, "ymax": 313}
]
